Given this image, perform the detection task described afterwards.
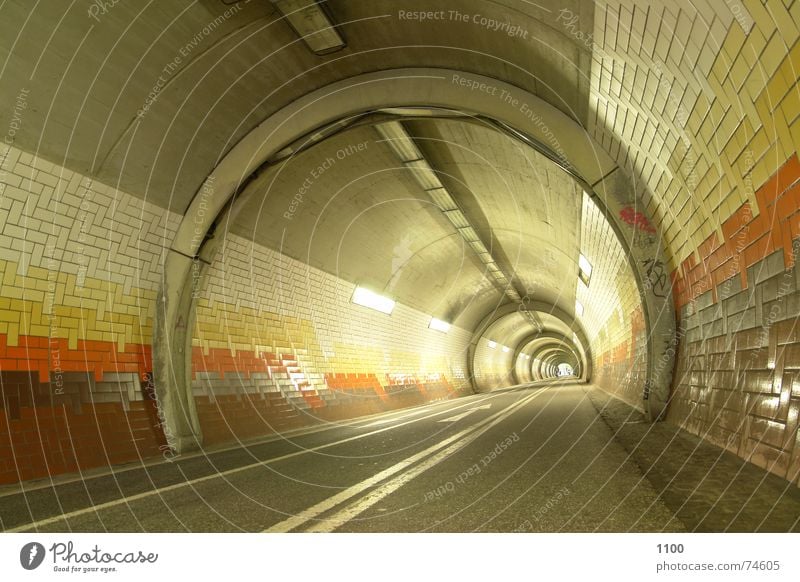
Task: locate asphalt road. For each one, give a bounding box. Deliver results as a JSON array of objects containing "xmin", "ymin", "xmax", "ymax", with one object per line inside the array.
[{"xmin": 0, "ymin": 381, "xmax": 685, "ymax": 532}]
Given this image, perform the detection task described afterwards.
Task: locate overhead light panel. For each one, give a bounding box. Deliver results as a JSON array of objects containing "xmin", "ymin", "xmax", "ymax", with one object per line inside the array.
[
  {"xmin": 492, "ymin": 271, "xmax": 509, "ymax": 283},
  {"xmin": 488, "ymin": 340, "xmax": 497, "ymax": 349},
  {"xmin": 375, "ymin": 122, "xmax": 423, "ymax": 162},
  {"xmin": 272, "ymin": 0, "xmax": 346, "ymax": 55},
  {"xmin": 457, "ymin": 226, "xmax": 480, "ymax": 242},
  {"xmin": 468, "ymin": 240, "xmax": 489, "ymax": 255},
  {"xmin": 352, "ymin": 286, "xmax": 395, "ymax": 314},
  {"xmin": 575, "ymin": 300, "xmax": 584, "ymax": 317},
  {"xmin": 502, "ymin": 346, "xmax": 510, "ymax": 353},
  {"xmin": 428, "ymin": 318, "xmax": 451, "ymax": 333},
  {"xmin": 404, "ymin": 159, "xmax": 442, "ymax": 190},
  {"xmin": 443, "ymin": 209, "xmax": 469, "ymax": 229},
  {"xmin": 372, "ymin": 114, "xmax": 522, "ymax": 306},
  {"xmin": 578, "ymin": 253, "xmax": 592, "ymax": 286},
  {"xmin": 427, "ymin": 189, "xmax": 458, "ymax": 211}
]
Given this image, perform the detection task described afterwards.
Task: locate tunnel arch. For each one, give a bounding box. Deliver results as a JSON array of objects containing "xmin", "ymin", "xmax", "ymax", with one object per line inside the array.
[
  {"xmin": 470, "ymin": 307, "xmax": 585, "ymax": 391},
  {"xmin": 155, "ymin": 68, "xmax": 676, "ymax": 452},
  {"xmin": 513, "ymin": 331, "xmax": 586, "ymax": 385}
]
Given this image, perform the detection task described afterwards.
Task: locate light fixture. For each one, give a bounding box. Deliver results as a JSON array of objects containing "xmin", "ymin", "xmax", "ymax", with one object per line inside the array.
[
  {"xmin": 468, "ymin": 239, "xmax": 489, "ymax": 255},
  {"xmin": 404, "ymin": 159, "xmax": 442, "ymax": 190},
  {"xmin": 352, "ymin": 286, "xmax": 395, "ymax": 314},
  {"xmin": 578, "ymin": 253, "xmax": 592, "ymax": 286},
  {"xmin": 428, "ymin": 317, "xmax": 451, "ymax": 333},
  {"xmin": 457, "ymin": 226, "xmax": 480, "ymax": 242},
  {"xmin": 375, "ymin": 122, "xmax": 423, "ymax": 162},
  {"xmin": 502, "ymin": 346, "xmax": 510, "ymax": 353},
  {"xmin": 372, "ymin": 119, "xmax": 520, "ymax": 303},
  {"xmin": 443, "ymin": 209, "xmax": 469, "ymax": 228},
  {"xmin": 427, "ymin": 188, "xmax": 458, "ymax": 211},
  {"xmin": 271, "ymin": 0, "xmax": 346, "ymax": 55},
  {"xmin": 488, "ymin": 340, "xmax": 497, "ymax": 349},
  {"xmin": 575, "ymin": 300, "xmax": 584, "ymax": 317}
]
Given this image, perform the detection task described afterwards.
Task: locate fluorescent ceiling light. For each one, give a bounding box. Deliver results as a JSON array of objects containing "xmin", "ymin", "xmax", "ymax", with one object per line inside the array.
[
  {"xmin": 578, "ymin": 253, "xmax": 592, "ymax": 285},
  {"xmin": 443, "ymin": 209, "xmax": 469, "ymax": 228},
  {"xmin": 575, "ymin": 300, "xmax": 584, "ymax": 317},
  {"xmin": 468, "ymin": 240, "xmax": 489, "ymax": 255},
  {"xmin": 427, "ymin": 189, "xmax": 458, "ymax": 211},
  {"xmin": 352, "ymin": 286, "xmax": 395, "ymax": 314},
  {"xmin": 404, "ymin": 159, "xmax": 442, "ymax": 190},
  {"xmin": 457, "ymin": 226, "xmax": 480, "ymax": 242},
  {"xmin": 492, "ymin": 271, "xmax": 508, "ymax": 282},
  {"xmin": 272, "ymin": 0, "xmax": 346, "ymax": 55},
  {"xmin": 502, "ymin": 346, "xmax": 510, "ymax": 352},
  {"xmin": 578, "ymin": 253, "xmax": 593, "ymax": 275},
  {"xmin": 429, "ymin": 317, "xmax": 451, "ymax": 333},
  {"xmin": 488, "ymin": 340, "xmax": 497, "ymax": 349},
  {"xmin": 375, "ymin": 122, "xmax": 423, "ymax": 162}
]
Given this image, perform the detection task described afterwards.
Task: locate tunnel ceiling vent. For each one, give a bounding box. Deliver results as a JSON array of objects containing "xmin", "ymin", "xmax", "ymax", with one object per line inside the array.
[
  {"xmin": 374, "ymin": 121, "xmax": 521, "ymax": 303},
  {"xmin": 271, "ymin": 0, "xmax": 345, "ymax": 55}
]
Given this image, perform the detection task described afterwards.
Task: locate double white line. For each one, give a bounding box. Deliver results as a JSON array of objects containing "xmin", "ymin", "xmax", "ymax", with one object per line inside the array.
[{"xmin": 265, "ymin": 387, "xmax": 546, "ymax": 532}]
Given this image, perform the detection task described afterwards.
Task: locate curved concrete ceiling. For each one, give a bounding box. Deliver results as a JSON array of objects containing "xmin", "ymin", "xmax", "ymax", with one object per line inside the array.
[
  {"xmin": 228, "ymin": 117, "xmax": 586, "ymax": 329},
  {"xmin": 0, "ymin": 0, "xmax": 593, "ymax": 211}
]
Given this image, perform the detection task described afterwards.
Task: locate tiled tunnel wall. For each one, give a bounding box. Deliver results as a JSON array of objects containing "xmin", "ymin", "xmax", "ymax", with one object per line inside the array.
[
  {"xmin": 191, "ymin": 235, "xmax": 472, "ymax": 445},
  {"xmin": 587, "ymin": 1, "xmax": 800, "ymax": 485},
  {"xmin": 0, "ymin": 143, "xmax": 471, "ymax": 483},
  {"xmin": 580, "ymin": 194, "xmax": 648, "ymax": 409},
  {"xmin": 0, "ymin": 144, "xmax": 171, "ymax": 484},
  {"xmin": 667, "ymin": 157, "xmax": 800, "ymax": 487},
  {"xmin": 472, "ymin": 337, "xmax": 514, "ymax": 391}
]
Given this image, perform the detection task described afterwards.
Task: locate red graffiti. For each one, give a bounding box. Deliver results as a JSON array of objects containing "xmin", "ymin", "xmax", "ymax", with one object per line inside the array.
[{"xmin": 619, "ymin": 206, "xmax": 656, "ymax": 233}]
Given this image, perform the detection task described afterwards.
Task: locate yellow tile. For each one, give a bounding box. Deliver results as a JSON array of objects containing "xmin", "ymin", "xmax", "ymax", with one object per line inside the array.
[
  {"xmin": 791, "ymin": 117, "xmax": 800, "ymax": 153},
  {"xmin": 762, "ymin": 68, "xmax": 791, "ymax": 108},
  {"xmin": 780, "ymin": 88, "xmax": 800, "ymax": 125},
  {"xmin": 0, "ymin": 309, "xmax": 20, "ymax": 323},
  {"xmin": 2, "ymin": 262, "xmax": 17, "ymax": 285},
  {"xmin": 29, "ymin": 324, "xmax": 49, "ymax": 336},
  {"xmin": 745, "ymin": 0, "xmax": 777, "ymax": 36},
  {"xmin": 7, "ymin": 322, "xmax": 19, "ymax": 346},
  {"xmin": 770, "ymin": 2, "xmax": 799, "ymax": 47}
]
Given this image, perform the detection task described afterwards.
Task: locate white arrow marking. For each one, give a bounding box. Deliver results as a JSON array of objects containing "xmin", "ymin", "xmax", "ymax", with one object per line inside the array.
[{"xmin": 437, "ymin": 403, "xmax": 492, "ymax": 422}]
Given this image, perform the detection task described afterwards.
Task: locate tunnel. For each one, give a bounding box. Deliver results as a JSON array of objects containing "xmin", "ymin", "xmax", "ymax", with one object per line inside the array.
[{"xmin": 0, "ymin": 0, "xmax": 799, "ymax": 536}]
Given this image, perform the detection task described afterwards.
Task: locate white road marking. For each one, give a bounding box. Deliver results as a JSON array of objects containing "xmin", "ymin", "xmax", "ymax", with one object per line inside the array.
[
  {"xmin": 357, "ymin": 395, "xmax": 494, "ymax": 427},
  {"xmin": 306, "ymin": 398, "xmax": 536, "ymax": 532},
  {"xmin": 437, "ymin": 404, "xmax": 492, "ymax": 423},
  {"xmin": 265, "ymin": 390, "xmax": 542, "ymax": 533},
  {"xmin": 7, "ymin": 391, "xmax": 508, "ymax": 532}
]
